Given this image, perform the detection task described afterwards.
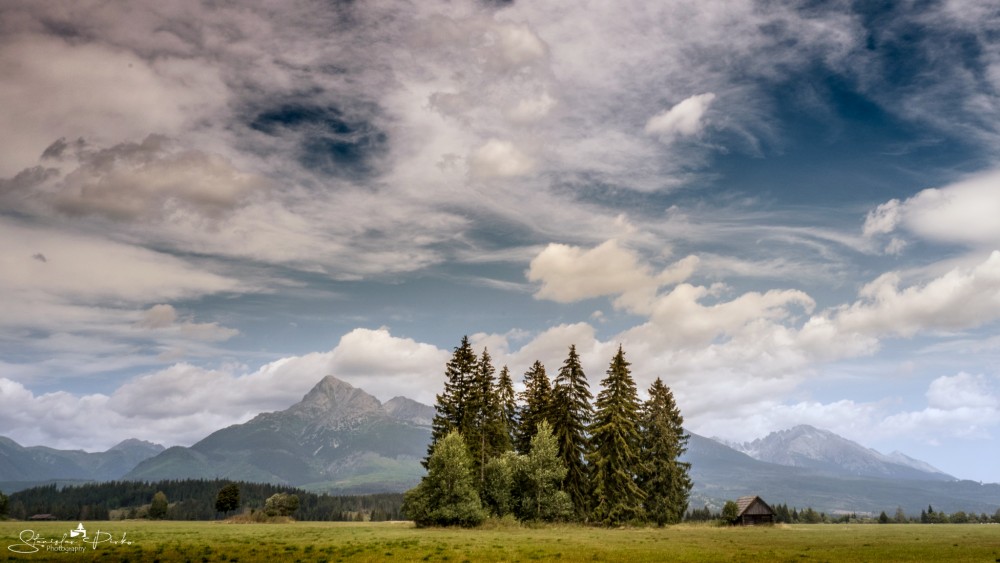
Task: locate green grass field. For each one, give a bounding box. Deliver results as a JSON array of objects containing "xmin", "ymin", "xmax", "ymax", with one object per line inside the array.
[{"xmin": 2, "ymin": 521, "xmax": 999, "ymax": 562}]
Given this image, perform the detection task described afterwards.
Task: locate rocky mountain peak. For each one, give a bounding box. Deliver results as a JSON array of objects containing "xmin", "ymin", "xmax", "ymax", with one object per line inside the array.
[
  {"xmin": 383, "ymin": 396, "xmax": 435, "ymax": 426},
  {"xmin": 733, "ymin": 424, "xmax": 952, "ymax": 481},
  {"xmin": 287, "ymin": 375, "xmax": 384, "ymax": 424}
]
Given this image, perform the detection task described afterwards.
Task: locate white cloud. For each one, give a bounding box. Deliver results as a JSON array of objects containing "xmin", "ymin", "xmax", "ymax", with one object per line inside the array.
[
  {"xmin": 882, "ymin": 373, "xmax": 1000, "ymax": 441},
  {"xmin": 864, "ymin": 170, "xmax": 1000, "ymax": 249},
  {"xmin": 830, "ymin": 251, "xmax": 1000, "ymax": 338},
  {"xmin": 644, "ymin": 93, "xmax": 717, "ymax": 138},
  {"xmin": 328, "ymin": 328, "xmax": 450, "ymax": 403},
  {"xmin": 468, "ymin": 139, "xmax": 535, "ymax": 178},
  {"xmin": 527, "ymin": 239, "xmax": 700, "ymax": 309}
]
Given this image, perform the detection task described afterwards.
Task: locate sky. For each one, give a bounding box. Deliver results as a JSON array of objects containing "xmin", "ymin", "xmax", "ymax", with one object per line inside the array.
[{"xmin": 1, "ymin": 0, "xmax": 999, "ymax": 483}]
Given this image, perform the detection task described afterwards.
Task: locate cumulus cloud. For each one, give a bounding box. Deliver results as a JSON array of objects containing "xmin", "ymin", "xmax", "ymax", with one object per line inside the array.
[
  {"xmin": 882, "ymin": 373, "xmax": 1000, "ymax": 441},
  {"xmin": 644, "ymin": 93, "xmax": 717, "ymax": 138},
  {"xmin": 527, "ymin": 239, "xmax": 699, "ymax": 308},
  {"xmin": 829, "ymin": 251, "xmax": 1000, "ymax": 338},
  {"xmin": 864, "ymin": 170, "xmax": 1000, "ymax": 250}
]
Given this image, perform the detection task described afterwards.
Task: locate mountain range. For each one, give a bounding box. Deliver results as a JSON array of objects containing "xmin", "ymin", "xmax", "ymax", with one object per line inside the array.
[
  {"xmin": 0, "ymin": 436, "xmax": 163, "ymax": 492},
  {"xmin": 2, "ymin": 375, "xmax": 998, "ymax": 515}
]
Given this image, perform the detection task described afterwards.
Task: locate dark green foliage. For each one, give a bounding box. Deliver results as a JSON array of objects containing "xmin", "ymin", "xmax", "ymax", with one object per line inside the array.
[
  {"xmin": 638, "ymin": 377, "xmax": 692, "ymax": 525},
  {"xmin": 722, "ymin": 500, "xmax": 739, "ymax": 524},
  {"xmin": 428, "ymin": 336, "xmax": 478, "ymax": 467},
  {"xmin": 0, "ymin": 490, "xmax": 7, "ymax": 516},
  {"xmin": 149, "ymin": 491, "xmax": 168, "ymax": 519},
  {"xmin": 685, "ymin": 505, "xmax": 718, "ymax": 521},
  {"xmin": 265, "ymin": 493, "xmax": 300, "ymax": 516},
  {"xmin": 467, "ymin": 348, "xmax": 510, "ymax": 485},
  {"xmin": 403, "ymin": 431, "xmax": 486, "ymax": 527},
  {"xmin": 215, "ymin": 483, "xmax": 240, "ymax": 515},
  {"xmin": 496, "ymin": 365, "xmax": 518, "ymax": 453},
  {"xmin": 549, "ymin": 345, "xmax": 593, "ymax": 518},
  {"xmin": 516, "ymin": 361, "xmax": 552, "ymax": 455},
  {"xmin": 7, "ymin": 479, "xmax": 403, "ymax": 521},
  {"xmin": 589, "ymin": 346, "xmax": 645, "ymax": 525}
]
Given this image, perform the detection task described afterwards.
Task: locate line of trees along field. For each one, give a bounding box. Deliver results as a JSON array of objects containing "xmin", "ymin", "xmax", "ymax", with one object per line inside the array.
[
  {"xmin": 3, "ymin": 480, "xmax": 403, "ymax": 521},
  {"xmin": 403, "ymin": 337, "xmax": 692, "ymax": 527}
]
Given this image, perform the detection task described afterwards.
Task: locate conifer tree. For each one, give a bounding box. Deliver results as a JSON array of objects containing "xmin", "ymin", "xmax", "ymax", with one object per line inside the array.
[
  {"xmin": 496, "ymin": 365, "xmax": 518, "ymax": 451},
  {"xmin": 638, "ymin": 377, "xmax": 692, "ymax": 525},
  {"xmin": 467, "ymin": 348, "xmax": 509, "ymax": 484},
  {"xmin": 588, "ymin": 345, "xmax": 645, "ymax": 525},
  {"xmin": 516, "ymin": 361, "xmax": 552, "ymax": 454},
  {"xmin": 549, "ymin": 344, "xmax": 593, "ymax": 518},
  {"xmin": 428, "ymin": 336, "xmax": 478, "ymax": 466}
]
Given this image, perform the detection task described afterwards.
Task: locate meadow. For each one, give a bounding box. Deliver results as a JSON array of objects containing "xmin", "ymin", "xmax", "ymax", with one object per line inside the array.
[{"xmin": 2, "ymin": 520, "xmax": 999, "ymax": 562}]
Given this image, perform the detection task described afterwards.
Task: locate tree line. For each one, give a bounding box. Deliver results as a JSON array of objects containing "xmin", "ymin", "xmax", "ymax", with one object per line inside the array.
[
  {"xmin": 3, "ymin": 479, "xmax": 404, "ymax": 521},
  {"xmin": 686, "ymin": 502, "xmax": 1000, "ymax": 525},
  {"xmin": 403, "ymin": 337, "xmax": 692, "ymax": 527}
]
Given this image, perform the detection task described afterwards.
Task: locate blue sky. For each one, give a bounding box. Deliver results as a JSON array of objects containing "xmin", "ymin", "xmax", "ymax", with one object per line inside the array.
[{"xmin": 1, "ymin": 0, "xmax": 999, "ymax": 482}]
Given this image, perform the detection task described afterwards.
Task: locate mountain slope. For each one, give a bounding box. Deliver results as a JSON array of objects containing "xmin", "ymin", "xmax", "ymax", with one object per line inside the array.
[
  {"xmin": 0, "ymin": 436, "xmax": 163, "ymax": 485},
  {"xmin": 683, "ymin": 430, "xmax": 999, "ymax": 515},
  {"xmin": 730, "ymin": 425, "xmax": 953, "ymax": 481},
  {"xmin": 124, "ymin": 376, "xmax": 432, "ymax": 493}
]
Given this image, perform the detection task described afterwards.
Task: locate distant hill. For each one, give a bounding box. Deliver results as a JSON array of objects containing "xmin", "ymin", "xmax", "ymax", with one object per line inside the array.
[
  {"xmin": 683, "ymin": 431, "xmax": 1000, "ymax": 515},
  {"xmin": 123, "ymin": 376, "xmax": 431, "ymax": 494},
  {"xmin": 0, "ymin": 436, "xmax": 163, "ymax": 492}
]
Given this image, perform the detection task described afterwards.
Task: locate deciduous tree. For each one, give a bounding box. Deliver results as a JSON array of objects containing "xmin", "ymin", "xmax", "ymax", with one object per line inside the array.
[
  {"xmin": 215, "ymin": 483, "xmax": 240, "ymax": 516},
  {"xmin": 403, "ymin": 431, "xmax": 486, "ymax": 527},
  {"xmin": 149, "ymin": 491, "xmax": 168, "ymax": 519}
]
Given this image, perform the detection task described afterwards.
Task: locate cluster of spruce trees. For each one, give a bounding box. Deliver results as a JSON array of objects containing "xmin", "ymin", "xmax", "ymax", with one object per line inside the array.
[{"xmin": 403, "ymin": 337, "xmax": 692, "ymax": 527}]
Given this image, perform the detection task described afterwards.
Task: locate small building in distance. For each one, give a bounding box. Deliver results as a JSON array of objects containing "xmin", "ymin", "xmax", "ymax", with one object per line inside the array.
[
  {"xmin": 28, "ymin": 514, "xmax": 57, "ymax": 521},
  {"xmin": 735, "ymin": 495, "xmax": 774, "ymax": 525}
]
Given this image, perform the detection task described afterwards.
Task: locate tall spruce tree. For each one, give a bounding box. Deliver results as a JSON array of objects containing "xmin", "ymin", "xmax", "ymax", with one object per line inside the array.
[
  {"xmin": 496, "ymin": 365, "xmax": 518, "ymax": 451},
  {"xmin": 516, "ymin": 361, "xmax": 552, "ymax": 454},
  {"xmin": 638, "ymin": 377, "xmax": 692, "ymax": 525},
  {"xmin": 549, "ymin": 344, "xmax": 593, "ymax": 518},
  {"xmin": 467, "ymin": 348, "xmax": 509, "ymax": 484},
  {"xmin": 428, "ymin": 336, "xmax": 478, "ymax": 466},
  {"xmin": 588, "ymin": 345, "xmax": 645, "ymax": 525}
]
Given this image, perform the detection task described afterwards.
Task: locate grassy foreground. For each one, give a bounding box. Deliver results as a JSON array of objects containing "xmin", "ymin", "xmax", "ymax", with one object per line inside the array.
[{"xmin": 2, "ymin": 520, "xmax": 999, "ymax": 562}]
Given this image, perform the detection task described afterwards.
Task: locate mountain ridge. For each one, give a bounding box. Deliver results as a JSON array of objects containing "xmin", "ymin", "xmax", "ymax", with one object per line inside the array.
[
  {"xmin": 720, "ymin": 424, "xmax": 953, "ymax": 481},
  {"xmin": 123, "ymin": 375, "xmax": 432, "ymax": 493}
]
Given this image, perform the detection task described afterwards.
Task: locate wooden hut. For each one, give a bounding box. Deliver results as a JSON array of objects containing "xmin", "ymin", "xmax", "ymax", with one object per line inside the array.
[{"xmin": 735, "ymin": 496, "xmax": 774, "ymax": 525}]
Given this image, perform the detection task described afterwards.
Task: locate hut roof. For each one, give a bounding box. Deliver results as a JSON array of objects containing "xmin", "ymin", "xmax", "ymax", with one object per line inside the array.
[{"xmin": 735, "ymin": 496, "xmax": 773, "ymax": 517}]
